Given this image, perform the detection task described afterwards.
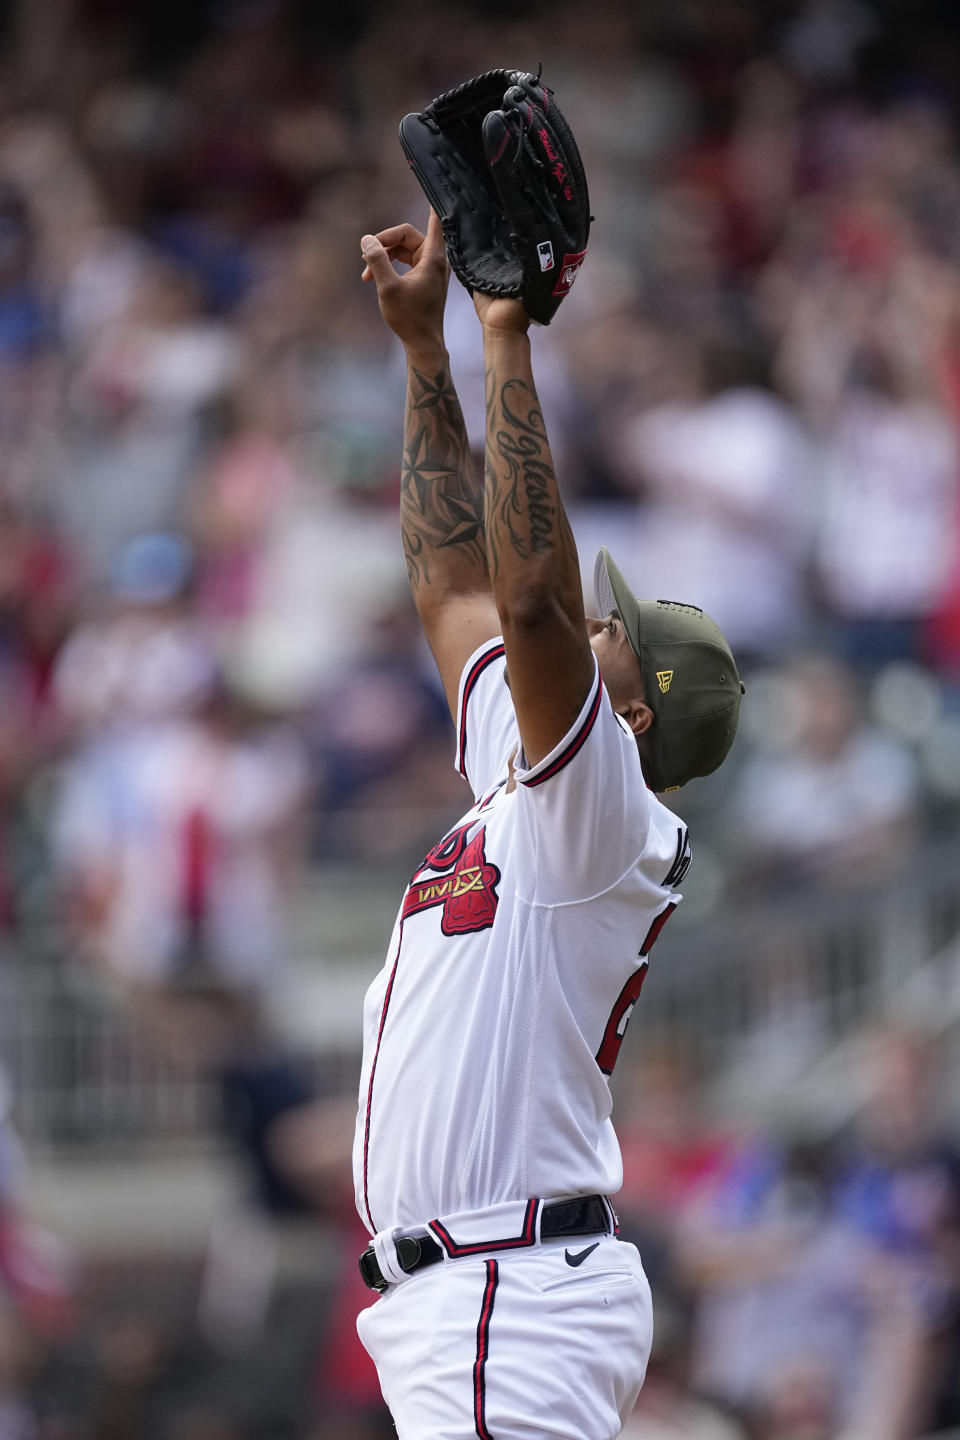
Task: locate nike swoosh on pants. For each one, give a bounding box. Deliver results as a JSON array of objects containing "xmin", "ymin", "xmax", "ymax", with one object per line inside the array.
[{"xmin": 564, "ymin": 1242, "xmax": 600, "ymax": 1267}]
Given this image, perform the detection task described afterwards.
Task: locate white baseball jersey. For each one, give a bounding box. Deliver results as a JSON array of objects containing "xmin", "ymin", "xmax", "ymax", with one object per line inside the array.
[{"xmin": 353, "ymin": 635, "xmax": 691, "ymax": 1237}]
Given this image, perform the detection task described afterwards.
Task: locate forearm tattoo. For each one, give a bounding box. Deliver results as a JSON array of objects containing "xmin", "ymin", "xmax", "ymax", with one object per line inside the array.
[
  {"xmin": 483, "ymin": 369, "xmax": 576, "ymax": 580},
  {"xmin": 401, "ymin": 365, "xmax": 487, "ymax": 591}
]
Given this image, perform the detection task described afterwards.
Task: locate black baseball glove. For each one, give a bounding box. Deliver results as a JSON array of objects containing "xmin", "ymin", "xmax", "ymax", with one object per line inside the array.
[{"xmin": 399, "ymin": 68, "xmax": 590, "ymax": 325}]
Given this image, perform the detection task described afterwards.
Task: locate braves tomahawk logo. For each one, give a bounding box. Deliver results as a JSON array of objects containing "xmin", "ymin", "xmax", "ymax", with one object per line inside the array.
[{"xmin": 401, "ymin": 822, "xmax": 500, "ymax": 935}]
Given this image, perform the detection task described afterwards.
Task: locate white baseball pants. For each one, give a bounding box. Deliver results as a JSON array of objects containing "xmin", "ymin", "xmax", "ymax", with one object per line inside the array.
[{"xmin": 357, "ymin": 1232, "xmax": 652, "ymax": 1439}]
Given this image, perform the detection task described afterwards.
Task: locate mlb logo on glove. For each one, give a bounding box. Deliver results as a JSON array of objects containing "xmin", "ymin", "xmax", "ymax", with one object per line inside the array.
[{"xmin": 537, "ymin": 241, "xmax": 555, "ymax": 272}]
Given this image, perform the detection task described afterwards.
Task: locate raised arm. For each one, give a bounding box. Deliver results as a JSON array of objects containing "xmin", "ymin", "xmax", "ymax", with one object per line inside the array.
[
  {"xmin": 361, "ymin": 215, "xmax": 500, "ymax": 718},
  {"xmin": 476, "ymin": 296, "xmax": 595, "ymax": 766}
]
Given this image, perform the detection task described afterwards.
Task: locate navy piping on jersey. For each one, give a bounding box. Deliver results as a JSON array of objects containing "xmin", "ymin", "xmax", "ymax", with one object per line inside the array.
[
  {"xmin": 474, "ymin": 1259, "xmax": 499, "ymax": 1440},
  {"xmin": 477, "ymin": 778, "xmax": 507, "ymax": 812},
  {"xmin": 457, "ymin": 642, "xmax": 506, "ymax": 783},
  {"xmin": 428, "ymin": 1198, "xmax": 541, "ymax": 1258},
  {"xmin": 520, "ymin": 670, "xmax": 603, "ymax": 789},
  {"xmin": 361, "ymin": 919, "xmax": 406, "ymax": 1233}
]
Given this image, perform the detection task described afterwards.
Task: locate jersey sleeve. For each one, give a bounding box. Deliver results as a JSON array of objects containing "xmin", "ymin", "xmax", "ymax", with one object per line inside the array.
[
  {"xmin": 454, "ymin": 636, "xmax": 519, "ymax": 800},
  {"xmin": 512, "ymin": 654, "xmax": 685, "ymax": 903}
]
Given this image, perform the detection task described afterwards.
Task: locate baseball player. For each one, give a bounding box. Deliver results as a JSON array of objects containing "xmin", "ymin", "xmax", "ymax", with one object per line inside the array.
[{"xmin": 354, "ymin": 210, "xmax": 743, "ymax": 1440}]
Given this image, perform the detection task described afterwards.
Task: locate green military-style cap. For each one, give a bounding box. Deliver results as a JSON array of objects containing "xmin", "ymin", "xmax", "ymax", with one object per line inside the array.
[{"xmin": 594, "ymin": 547, "xmax": 745, "ymax": 792}]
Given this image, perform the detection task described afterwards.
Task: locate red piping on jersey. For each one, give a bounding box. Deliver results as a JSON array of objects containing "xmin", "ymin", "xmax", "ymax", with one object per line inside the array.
[
  {"xmin": 429, "ymin": 1198, "xmax": 540, "ymax": 1257},
  {"xmin": 520, "ymin": 672, "xmax": 603, "ymax": 788},
  {"xmin": 596, "ymin": 902, "xmax": 678, "ymax": 1075},
  {"xmin": 474, "ymin": 1259, "xmax": 499, "ymax": 1440},
  {"xmin": 640, "ymin": 899, "xmax": 678, "ymax": 956},
  {"xmin": 457, "ymin": 643, "xmax": 506, "ymax": 782},
  {"xmin": 361, "ymin": 920, "xmax": 405, "ymax": 1232},
  {"xmin": 595, "ymin": 962, "xmax": 650, "ymax": 1076}
]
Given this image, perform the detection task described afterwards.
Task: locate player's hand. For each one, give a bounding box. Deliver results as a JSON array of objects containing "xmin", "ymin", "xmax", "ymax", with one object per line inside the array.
[
  {"xmin": 472, "ymin": 291, "xmax": 531, "ymax": 336},
  {"xmin": 361, "ymin": 211, "xmax": 450, "ymax": 355}
]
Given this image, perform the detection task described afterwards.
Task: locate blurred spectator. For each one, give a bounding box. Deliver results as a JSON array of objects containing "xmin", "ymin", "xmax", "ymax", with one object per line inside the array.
[
  {"xmin": 0, "ymin": 1062, "xmax": 76, "ymax": 1399},
  {"xmin": 57, "ymin": 259, "xmax": 239, "ymax": 581},
  {"xmin": 0, "ymin": 185, "xmax": 52, "ymax": 366},
  {"xmin": 0, "ymin": 507, "xmax": 75, "ymax": 936},
  {"xmin": 833, "ymin": 1027, "xmax": 960, "ymax": 1437},
  {"xmin": 769, "ymin": 127, "xmax": 960, "ymax": 667},
  {"xmin": 306, "ymin": 592, "xmax": 462, "ymax": 858},
  {"xmin": 52, "ymin": 532, "xmax": 212, "ymax": 732},
  {"xmin": 675, "ymin": 1132, "xmax": 928, "ymax": 1440},
  {"xmin": 611, "ymin": 333, "xmax": 815, "ymax": 662},
  {"xmin": 0, "ymin": 1307, "xmax": 41, "ymax": 1440},
  {"xmin": 190, "ymin": 384, "xmax": 297, "ymax": 640},
  {"xmin": 51, "ymin": 533, "xmax": 308, "ymax": 1009},
  {"xmin": 615, "ymin": 1046, "xmax": 736, "ymax": 1293},
  {"xmin": 624, "ymin": 1311, "xmax": 748, "ymax": 1440},
  {"xmin": 265, "ymin": 1095, "xmax": 395, "ymax": 1440},
  {"xmin": 51, "ymin": 684, "xmax": 308, "ymax": 1011},
  {"xmin": 729, "ymin": 654, "xmax": 920, "ymax": 886},
  {"xmin": 814, "ymin": 375, "xmax": 960, "ymax": 668}
]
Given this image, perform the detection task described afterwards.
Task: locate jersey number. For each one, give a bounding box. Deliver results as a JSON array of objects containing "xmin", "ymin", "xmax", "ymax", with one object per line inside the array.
[
  {"xmin": 662, "ymin": 826, "xmax": 691, "ymax": 889},
  {"xmin": 595, "ymin": 902, "xmax": 677, "ymax": 1075}
]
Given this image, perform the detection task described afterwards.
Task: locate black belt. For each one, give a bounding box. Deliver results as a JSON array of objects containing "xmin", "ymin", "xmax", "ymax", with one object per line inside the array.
[{"xmin": 359, "ymin": 1195, "xmax": 612, "ymax": 1292}]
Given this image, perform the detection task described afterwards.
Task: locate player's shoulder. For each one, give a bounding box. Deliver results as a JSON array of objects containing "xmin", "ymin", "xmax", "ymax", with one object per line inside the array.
[
  {"xmin": 455, "ymin": 634, "xmax": 516, "ymax": 796},
  {"xmin": 639, "ymin": 789, "xmax": 692, "ymax": 893}
]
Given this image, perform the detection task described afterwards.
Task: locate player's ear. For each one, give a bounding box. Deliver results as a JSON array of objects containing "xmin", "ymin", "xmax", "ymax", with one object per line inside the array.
[{"xmin": 619, "ymin": 698, "xmax": 653, "ymax": 739}]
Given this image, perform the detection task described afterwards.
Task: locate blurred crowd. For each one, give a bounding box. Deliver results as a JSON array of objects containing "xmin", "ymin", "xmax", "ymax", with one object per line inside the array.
[
  {"xmin": 0, "ymin": 0, "xmax": 955, "ymax": 1435},
  {"xmin": 616, "ymin": 1026, "xmax": 960, "ymax": 1440},
  {"xmin": 0, "ymin": 1023, "xmax": 954, "ymax": 1440}
]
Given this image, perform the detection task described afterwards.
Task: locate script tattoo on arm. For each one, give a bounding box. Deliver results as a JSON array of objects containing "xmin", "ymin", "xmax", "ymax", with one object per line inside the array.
[
  {"xmin": 400, "ymin": 364, "xmax": 488, "ymax": 594},
  {"xmin": 483, "ymin": 368, "xmax": 578, "ymax": 582}
]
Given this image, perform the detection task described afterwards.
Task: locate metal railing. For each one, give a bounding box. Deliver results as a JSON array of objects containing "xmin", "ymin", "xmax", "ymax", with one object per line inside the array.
[
  {"xmin": 634, "ymin": 841, "xmax": 960, "ymax": 1072},
  {"xmin": 0, "ymin": 969, "xmax": 222, "ymax": 1147},
  {"xmin": 0, "ymin": 835, "xmax": 957, "ymax": 1150}
]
